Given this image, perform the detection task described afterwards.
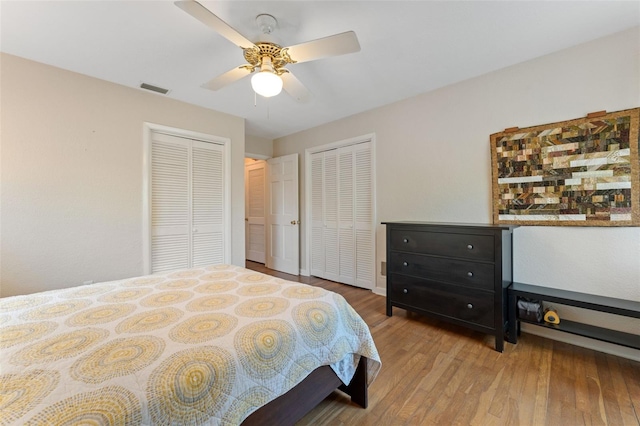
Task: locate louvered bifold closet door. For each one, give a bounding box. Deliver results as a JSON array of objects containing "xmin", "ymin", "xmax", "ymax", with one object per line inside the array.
[
  {"xmin": 338, "ymin": 147, "xmax": 355, "ymax": 285},
  {"xmin": 309, "ymin": 140, "xmax": 373, "ymax": 289},
  {"xmin": 150, "ymin": 132, "xmax": 225, "ymax": 274},
  {"xmin": 323, "ymin": 150, "xmax": 340, "ymax": 282},
  {"xmin": 353, "ymin": 142, "xmax": 374, "ymax": 287},
  {"xmin": 310, "ymin": 153, "xmax": 325, "ymax": 277},
  {"xmin": 151, "ymin": 133, "xmax": 190, "ymax": 272},
  {"xmin": 191, "ymin": 141, "xmax": 224, "ymax": 267}
]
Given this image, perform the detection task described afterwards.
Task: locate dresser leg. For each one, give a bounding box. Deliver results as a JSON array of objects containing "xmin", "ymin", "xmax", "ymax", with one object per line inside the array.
[
  {"xmin": 386, "ymin": 303, "xmax": 392, "ymax": 316},
  {"xmin": 495, "ymin": 334, "xmax": 504, "ymax": 352}
]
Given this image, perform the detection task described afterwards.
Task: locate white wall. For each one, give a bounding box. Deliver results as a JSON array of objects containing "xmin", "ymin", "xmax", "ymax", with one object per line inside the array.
[
  {"xmin": 1, "ymin": 53, "xmax": 246, "ymax": 297},
  {"xmin": 274, "ymin": 27, "xmax": 640, "ymax": 360}
]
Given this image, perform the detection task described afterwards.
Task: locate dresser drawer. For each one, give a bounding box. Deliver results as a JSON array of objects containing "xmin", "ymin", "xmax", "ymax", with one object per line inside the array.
[
  {"xmin": 389, "ymin": 274, "xmax": 494, "ymax": 328},
  {"xmin": 389, "ymin": 230, "xmax": 494, "ymax": 261},
  {"xmin": 389, "ymin": 252, "xmax": 495, "ymax": 291}
]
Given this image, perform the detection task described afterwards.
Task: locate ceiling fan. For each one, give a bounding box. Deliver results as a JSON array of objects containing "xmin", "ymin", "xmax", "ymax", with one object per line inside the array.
[{"xmin": 175, "ymin": 0, "xmax": 361, "ymax": 101}]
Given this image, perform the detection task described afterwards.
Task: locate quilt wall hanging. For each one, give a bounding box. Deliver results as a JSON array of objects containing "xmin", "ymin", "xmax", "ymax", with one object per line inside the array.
[{"xmin": 490, "ymin": 108, "xmax": 639, "ymax": 226}]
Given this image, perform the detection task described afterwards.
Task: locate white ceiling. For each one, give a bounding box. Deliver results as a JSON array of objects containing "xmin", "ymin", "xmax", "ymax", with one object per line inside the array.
[{"xmin": 1, "ymin": 1, "xmax": 639, "ymax": 139}]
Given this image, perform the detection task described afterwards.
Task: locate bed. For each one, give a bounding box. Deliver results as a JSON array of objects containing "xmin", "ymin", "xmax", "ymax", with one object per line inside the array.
[{"xmin": 0, "ymin": 264, "xmax": 381, "ymax": 425}]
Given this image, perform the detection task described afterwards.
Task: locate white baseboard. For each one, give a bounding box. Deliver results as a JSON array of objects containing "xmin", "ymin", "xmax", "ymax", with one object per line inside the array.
[{"xmin": 372, "ymin": 287, "xmax": 386, "ymax": 297}]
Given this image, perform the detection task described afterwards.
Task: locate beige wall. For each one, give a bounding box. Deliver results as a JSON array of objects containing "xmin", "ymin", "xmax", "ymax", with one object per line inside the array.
[
  {"xmin": 1, "ymin": 53, "xmax": 246, "ymax": 297},
  {"xmin": 245, "ymin": 134, "xmax": 273, "ymax": 159},
  {"xmin": 274, "ymin": 28, "xmax": 640, "ymax": 360}
]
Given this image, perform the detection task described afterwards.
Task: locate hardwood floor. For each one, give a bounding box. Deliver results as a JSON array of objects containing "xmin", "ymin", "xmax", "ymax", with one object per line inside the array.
[{"xmin": 245, "ymin": 262, "xmax": 640, "ymax": 426}]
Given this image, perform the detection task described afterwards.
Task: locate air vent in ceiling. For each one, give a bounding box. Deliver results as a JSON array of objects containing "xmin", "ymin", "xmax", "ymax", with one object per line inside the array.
[{"xmin": 140, "ymin": 83, "xmax": 170, "ymax": 95}]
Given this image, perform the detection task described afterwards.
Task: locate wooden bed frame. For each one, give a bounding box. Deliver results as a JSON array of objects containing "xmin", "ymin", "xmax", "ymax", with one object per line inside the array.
[{"xmin": 242, "ymin": 356, "xmax": 369, "ymax": 425}]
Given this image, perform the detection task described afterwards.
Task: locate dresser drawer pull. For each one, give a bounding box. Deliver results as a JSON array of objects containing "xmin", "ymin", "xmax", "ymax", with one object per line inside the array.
[
  {"xmin": 403, "ymin": 238, "xmax": 409, "ymax": 243},
  {"xmin": 467, "ymin": 303, "xmax": 473, "ymax": 309},
  {"xmin": 467, "ymin": 244, "xmax": 474, "ymax": 250},
  {"xmin": 403, "ymin": 261, "xmax": 409, "ymax": 266},
  {"xmin": 403, "ymin": 288, "xmax": 408, "ymax": 294},
  {"xmin": 467, "ymin": 271, "xmax": 473, "ymax": 277}
]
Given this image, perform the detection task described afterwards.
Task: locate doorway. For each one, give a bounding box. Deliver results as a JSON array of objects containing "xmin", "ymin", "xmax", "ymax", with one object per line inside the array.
[
  {"xmin": 245, "ymin": 154, "xmax": 300, "ymax": 275},
  {"xmin": 244, "ymin": 158, "xmax": 266, "ymax": 264}
]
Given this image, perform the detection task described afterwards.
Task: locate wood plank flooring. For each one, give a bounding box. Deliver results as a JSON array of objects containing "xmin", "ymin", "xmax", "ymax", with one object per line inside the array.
[{"xmin": 245, "ymin": 262, "xmax": 640, "ymax": 426}]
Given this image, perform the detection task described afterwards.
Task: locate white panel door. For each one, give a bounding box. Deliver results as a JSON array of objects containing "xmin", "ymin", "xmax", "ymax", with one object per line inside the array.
[
  {"xmin": 266, "ymin": 154, "xmax": 299, "ymax": 275},
  {"xmin": 245, "ymin": 160, "xmax": 266, "ymax": 263}
]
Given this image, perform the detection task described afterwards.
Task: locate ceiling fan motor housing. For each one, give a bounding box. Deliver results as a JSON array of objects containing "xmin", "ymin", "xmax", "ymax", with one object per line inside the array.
[{"xmin": 243, "ymin": 42, "xmax": 294, "ymax": 75}]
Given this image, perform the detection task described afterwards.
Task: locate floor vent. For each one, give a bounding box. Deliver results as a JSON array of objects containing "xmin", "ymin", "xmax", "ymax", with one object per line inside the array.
[{"xmin": 140, "ymin": 83, "xmax": 170, "ymax": 95}]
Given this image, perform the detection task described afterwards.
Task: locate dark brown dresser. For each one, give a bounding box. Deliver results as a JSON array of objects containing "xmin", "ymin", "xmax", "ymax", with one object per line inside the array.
[{"xmin": 383, "ymin": 222, "xmax": 517, "ymax": 352}]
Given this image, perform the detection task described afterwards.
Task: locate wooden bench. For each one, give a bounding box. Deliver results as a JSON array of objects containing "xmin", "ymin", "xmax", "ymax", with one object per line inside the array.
[{"xmin": 507, "ymin": 282, "xmax": 640, "ymax": 350}]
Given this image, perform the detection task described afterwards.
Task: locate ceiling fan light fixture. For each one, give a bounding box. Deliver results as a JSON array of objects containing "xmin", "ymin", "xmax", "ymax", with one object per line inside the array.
[
  {"xmin": 251, "ymin": 71, "xmax": 283, "ymax": 97},
  {"xmin": 251, "ymin": 57, "xmax": 283, "ymax": 97}
]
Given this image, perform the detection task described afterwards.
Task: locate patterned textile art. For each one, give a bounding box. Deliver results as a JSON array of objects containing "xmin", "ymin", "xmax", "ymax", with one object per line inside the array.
[
  {"xmin": 0, "ymin": 264, "xmax": 381, "ymax": 425},
  {"xmin": 491, "ymin": 108, "xmax": 640, "ymax": 226}
]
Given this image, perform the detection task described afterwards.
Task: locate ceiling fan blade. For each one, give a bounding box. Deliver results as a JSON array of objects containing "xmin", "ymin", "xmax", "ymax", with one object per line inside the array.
[
  {"xmin": 281, "ymin": 72, "xmax": 311, "ymax": 103},
  {"xmin": 175, "ymin": 0, "xmax": 256, "ymax": 50},
  {"xmin": 284, "ymin": 31, "xmax": 360, "ymax": 64},
  {"xmin": 202, "ymin": 66, "xmax": 252, "ymax": 91}
]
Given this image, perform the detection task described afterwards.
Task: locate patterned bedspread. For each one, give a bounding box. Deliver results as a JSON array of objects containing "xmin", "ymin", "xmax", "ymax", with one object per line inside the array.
[{"xmin": 0, "ymin": 264, "xmax": 381, "ymax": 425}]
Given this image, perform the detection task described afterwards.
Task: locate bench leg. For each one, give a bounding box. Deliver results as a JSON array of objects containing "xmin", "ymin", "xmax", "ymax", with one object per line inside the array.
[{"xmin": 507, "ymin": 288, "xmax": 518, "ymax": 344}]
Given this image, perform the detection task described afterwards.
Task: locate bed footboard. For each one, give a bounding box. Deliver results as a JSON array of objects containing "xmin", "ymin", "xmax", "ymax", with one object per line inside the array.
[
  {"xmin": 339, "ymin": 356, "xmax": 368, "ymax": 408},
  {"xmin": 242, "ymin": 356, "xmax": 369, "ymax": 425}
]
